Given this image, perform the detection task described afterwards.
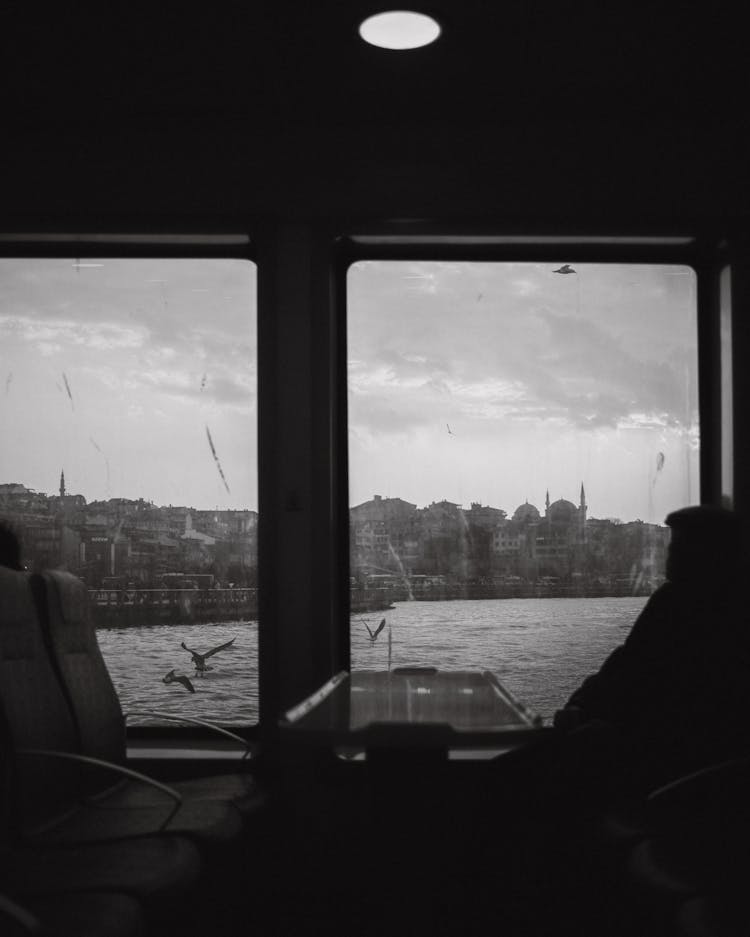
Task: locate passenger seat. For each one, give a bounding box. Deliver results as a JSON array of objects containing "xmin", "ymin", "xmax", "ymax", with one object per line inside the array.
[
  {"xmin": 34, "ymin": 569, "xmax": 264, "ymax": 818},
  {"xmin": 0, "ymin": 565, "xmax": 242, "ymax": 848}
]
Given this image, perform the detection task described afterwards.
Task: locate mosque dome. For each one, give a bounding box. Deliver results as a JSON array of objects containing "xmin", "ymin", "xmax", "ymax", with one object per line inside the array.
[
  {"xmin": 548, "ymin": 498, "xmax": 577, "ymax": 522},
  {"xmin": 512, "ymin": 501, "xmax": 540, "ymax": 523}
]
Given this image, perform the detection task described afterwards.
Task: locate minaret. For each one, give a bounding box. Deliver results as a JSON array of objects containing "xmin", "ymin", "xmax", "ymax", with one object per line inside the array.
[
  {"xmin": 579, "ymin": 482, "xmax": 587, "ymax": 535},
  {"xmin": 59, "ymin": 469, "xmax": 66, "ymax": 498},
  {"xmin": 545, "ymin": 489, "xmax": 550, "ymax": 514}
]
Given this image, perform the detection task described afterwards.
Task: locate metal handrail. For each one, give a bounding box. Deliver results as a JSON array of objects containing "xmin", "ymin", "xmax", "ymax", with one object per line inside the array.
[
  {"xmin": 18, "ymin": 748, "xmax": 182, "ymax": 830},
  {"xmin": 124, "ymin": 711, "xmax": 253, "ymax": 758}
]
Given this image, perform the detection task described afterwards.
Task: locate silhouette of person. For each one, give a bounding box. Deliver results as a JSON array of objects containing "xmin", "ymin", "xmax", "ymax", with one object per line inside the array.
[
  {"xmin": 553, "ymin": 504, "xmax": 750, "ymax": 797},
  {"xmin": 0, "ymin": 520, "xmax": 23, "ymax": 571}
]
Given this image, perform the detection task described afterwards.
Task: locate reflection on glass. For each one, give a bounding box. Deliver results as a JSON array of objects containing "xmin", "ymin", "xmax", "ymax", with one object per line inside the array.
[
  {"xmin": 0, "ymin": 258, "xmax": 258, "ymax": 725},
  {"xmin": 347, "ymin": 261, "xmax": 698, "ymax": 721}
]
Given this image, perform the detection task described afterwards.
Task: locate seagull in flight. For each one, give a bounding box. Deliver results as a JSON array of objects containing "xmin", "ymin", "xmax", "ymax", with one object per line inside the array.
[
  {"xmin": 163, "ymin": 670, "xmax": 195, "ymax": 693},
  {"xmin": 363, "ymin": 618, "xmax": 386, "ymax": 644},
  {"xmin": 552, "ymin": 264, "xmax": 576, "ymax": 274},
  {"xmin": 181, "ymin": 637, "xmax": 236, "ymax": 675}
]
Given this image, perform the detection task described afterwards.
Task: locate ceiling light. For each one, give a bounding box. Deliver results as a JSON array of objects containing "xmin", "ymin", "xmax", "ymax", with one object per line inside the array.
[{"xmin": 359, "ymin": 11, "xmax": 441, "ymax": 50}]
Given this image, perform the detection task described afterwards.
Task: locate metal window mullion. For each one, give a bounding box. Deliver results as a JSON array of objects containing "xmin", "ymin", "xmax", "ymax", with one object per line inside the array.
[
  {"xmin": 696, "ymin": 257, "xmax": 723, "ymax": 506},
  {"xmin": 728, "ymin": 238, "xmax": 750, "ymax": 542}
]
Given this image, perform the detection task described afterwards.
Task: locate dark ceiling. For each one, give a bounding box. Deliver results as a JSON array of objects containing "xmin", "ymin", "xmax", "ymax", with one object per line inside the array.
[
  {"xmin": 1, "ymin": 3, "xmax": 747, "ymax": 224},
  {"xmin": 1, "ymin": 2, "xmax": 742, "ymax": 128}
]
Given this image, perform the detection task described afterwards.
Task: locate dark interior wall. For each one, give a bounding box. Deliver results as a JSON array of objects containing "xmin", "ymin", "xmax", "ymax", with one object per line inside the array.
[
  {"xmin": 1, "ymin": 1, "xmax": 747, "ymax": 227},
  {"xmin": 2, "ymin": 117, "xmax": 747, "ymax": 225}
]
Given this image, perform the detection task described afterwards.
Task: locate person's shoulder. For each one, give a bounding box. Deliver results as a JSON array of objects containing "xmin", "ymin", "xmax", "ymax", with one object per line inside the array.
[
  {"xmin": 626, "ymin": 583, "xmax": 676, "ymax": 639},
  {"xmin": 640, "ymin": 582, "xmax": 676, "ymax": 612}
]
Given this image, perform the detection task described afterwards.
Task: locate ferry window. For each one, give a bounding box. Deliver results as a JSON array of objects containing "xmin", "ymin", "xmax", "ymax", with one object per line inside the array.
[
  {"xmin": 0, "ymin": 257, "xmax": 258, "ymax": 726},
  {"xmin": 347, "ymin": 261, "xmax": 698, "ymax": 722}
]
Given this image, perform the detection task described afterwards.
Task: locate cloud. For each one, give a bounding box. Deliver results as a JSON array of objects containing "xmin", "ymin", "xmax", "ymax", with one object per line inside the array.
[
  {"xmin": 510, "ymin": 278, "xmax": 540, "ymax": 297},
  {"xmin": 36, "ymin": 342, "xmax": 62, "ymax": 357},
  {"xmin": 530, "ymin": 311, "xmax": 695, "ymax": 428},
  {"xmin": 348, "ymin": 262, "xmax": 698, "ymax": 440},
  {"xmin": 0, "ymin": 315, "xmax": 146, "ymax": 351},
  {"xmin": 0, "ymin": 259, "xmax": 256, "ymax": 358},
  {"xmin": 137, "ymin": 367, "xmax": 254, "ymax": 408}
]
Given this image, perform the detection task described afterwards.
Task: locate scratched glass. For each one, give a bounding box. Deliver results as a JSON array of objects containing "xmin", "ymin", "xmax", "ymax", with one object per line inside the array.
[
  {"xmin": 347, "ymin": 261, "xmax": 698, "ymax": 718},
  {"xmin": 0, "ymin": 258, "xmax": 258, "ymax": 725}
]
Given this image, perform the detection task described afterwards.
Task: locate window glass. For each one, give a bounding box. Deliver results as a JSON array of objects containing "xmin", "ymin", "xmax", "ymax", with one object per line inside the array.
[
  {"xmin": 348, "ymin": 261, "xmax": 698, "ymax": 722},
  {"xmin": 0, "ymin": 258, "xmax": 257, "ymax": 725}
]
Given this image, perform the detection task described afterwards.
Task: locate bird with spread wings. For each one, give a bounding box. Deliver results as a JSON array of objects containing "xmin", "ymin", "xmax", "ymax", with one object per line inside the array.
[
  {"xmin": 163, "ymin": 669, "xmax": 195, "ymax": 693},
  {"xmin": 181, "ymin": 637, "xmax": 236, "ymax": 675},
  {"xmin": 362, "ymin": 618, "xmax": 386, "ymax": 644}
]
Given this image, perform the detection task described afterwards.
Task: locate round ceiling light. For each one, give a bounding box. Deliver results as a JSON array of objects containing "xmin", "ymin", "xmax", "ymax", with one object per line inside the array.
[{"xmin": 358, "ymin": 11, "xmax": 441, "ymax": 50}]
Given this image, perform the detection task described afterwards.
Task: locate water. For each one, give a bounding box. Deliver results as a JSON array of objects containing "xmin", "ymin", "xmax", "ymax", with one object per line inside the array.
[
  {"xmin": 353, "ymin": 596, "xmax": 647, "ymax": 721},
  {"xmin": 98, "ymin": 597, "xmax": 647, "ymax": 726},
  {"xmin": 98, "ymin": 621, "xmax": 258, "ymax": 727}
]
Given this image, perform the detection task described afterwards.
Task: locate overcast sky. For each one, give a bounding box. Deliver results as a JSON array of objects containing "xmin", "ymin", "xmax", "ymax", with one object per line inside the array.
[
  {"xmin": 0, "ymin": 258, "xmax": 698, "ymax": 523},
  {"xmin": 348, "ymin": 261, "xmax": 699, "ymax": 524},
  {"xmin": 0, "ymin": 258, "xmax": 257, "ymax": 510}
]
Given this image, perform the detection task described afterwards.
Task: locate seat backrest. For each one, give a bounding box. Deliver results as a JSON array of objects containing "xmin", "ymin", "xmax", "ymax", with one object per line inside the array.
[
  {"xmin": 0, "ymin": 566, "xmax": 82, "ymax": 832},
  {"xmin": 36, "ymin": 570, "xmax": 126, "ymax": 768}
]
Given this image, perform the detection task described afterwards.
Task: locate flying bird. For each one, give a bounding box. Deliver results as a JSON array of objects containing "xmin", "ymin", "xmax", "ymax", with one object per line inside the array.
[
  {"xmin": 200, "ymin": 373, "xmax": 207, "ymax": 392},
  {"xmin": 163, "ymin": 669, "xmax": 195, "ymax": 693},
  {"xmin": 447, "ymin": 424, "xmax": 455, "ymax": 436},
  {"xmin": 552, "ymin": 264, "xmax": 576, "ymax": 275},
  {"xmin": 363, "ymin": 618, "xmax": 386, "ymax": 644},
  {"xmin": 181, "ymin": 637, "xmax": 236, "ymax": 675},
  {"xmin": 205, "ymin": 425, "xmax": 231, "ymax": 494}
]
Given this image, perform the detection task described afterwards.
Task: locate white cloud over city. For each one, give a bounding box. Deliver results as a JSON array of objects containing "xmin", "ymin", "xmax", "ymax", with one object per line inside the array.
[
  {"xmin": 348, "ymin": 261, "xmax": 699, "ymax": 523},
  {"xmin": 0, "ymin": 258, "xmax": 257, "ymax": 510}
]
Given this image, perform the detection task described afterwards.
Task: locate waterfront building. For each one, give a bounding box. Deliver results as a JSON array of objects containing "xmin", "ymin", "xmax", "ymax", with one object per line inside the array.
[
  {"xmin": 535, "ymin": 485, "xmax": 588, "ymax": 579},
  {"xmin": 0, "ymin": 483, "xmax": 51, "ymax": 515},
  {"xmin": 464, "ymin": 501, "xmax": 507, "ymax": 530},
  {"xmin": 1, "ymin": 474, "xmax": 667, "ymax": 593},
  {"xmin": 351, "ymin": 495, "xmax": 420, "ymax": 575}
]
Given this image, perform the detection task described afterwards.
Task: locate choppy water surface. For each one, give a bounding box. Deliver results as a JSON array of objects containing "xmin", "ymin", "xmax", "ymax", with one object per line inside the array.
[
  {"xmin": 98, "ymin": 597, "xmax": 647, "ymax": 726},
  {"xmin": 353, "ymin": 597, "xmax": 647, "ymax": 722},
  {"xmin": 98, "ymin": 621, "xmax": 258, "ymax": 727}
]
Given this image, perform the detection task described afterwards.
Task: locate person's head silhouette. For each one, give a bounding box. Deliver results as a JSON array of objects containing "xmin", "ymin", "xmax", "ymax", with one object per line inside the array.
[
  {"xmin": 0, "ymin": 520, "xmax": 23, "ymax": 571},
  {"xmin": 665, "ymin": 505, "xmax": 742, "ymax": 587}
]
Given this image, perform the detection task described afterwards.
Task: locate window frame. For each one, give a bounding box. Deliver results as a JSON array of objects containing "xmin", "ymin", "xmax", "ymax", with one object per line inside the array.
[
  {"xmin": 0, "ymin": 226, "xmax": 734, "ymax": 751},
  {"xmin": 0, "ymin": 235, "xmax": 261, "ymax": 746},
  {"xmin": 334, "ymin": 229, "xmax": 730, "ymax": 680}
]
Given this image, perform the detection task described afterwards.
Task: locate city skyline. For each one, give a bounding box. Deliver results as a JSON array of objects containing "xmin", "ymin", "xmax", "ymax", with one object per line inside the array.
[{"xmin": 2, "ymin": 476, "xmax": 669, "ymax": 527}]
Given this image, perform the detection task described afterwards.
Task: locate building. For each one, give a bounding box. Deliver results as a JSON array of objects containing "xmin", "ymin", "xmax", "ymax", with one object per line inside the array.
[{"xmin": 535, "ymin": 486, "xmax": 588, "ymax": 579}]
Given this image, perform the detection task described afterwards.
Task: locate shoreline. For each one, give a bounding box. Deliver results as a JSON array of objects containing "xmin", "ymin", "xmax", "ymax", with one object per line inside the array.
[
  {"xmin": 351, "ymin": 582, "xmax": 659, "ymax": 611},
  {"xmin": 89, "ymin": 587, "xmax": 257, "ymax": 629},
  {"xmin": 90, "ymin": 584, "xmax": 653, "ymax": 627}
]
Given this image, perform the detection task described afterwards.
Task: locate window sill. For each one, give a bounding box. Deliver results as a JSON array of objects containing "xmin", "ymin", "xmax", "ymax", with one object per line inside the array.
[{"xmin": 127, "ymin": 739, "xmax": 257, "ymax": 761}]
